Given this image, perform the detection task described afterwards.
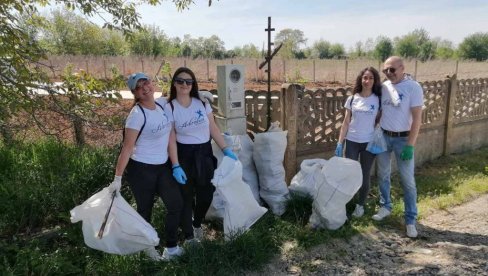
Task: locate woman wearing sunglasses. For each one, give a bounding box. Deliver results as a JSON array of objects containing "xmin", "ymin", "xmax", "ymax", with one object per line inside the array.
[
  {"xmin": 335, "ymin": 67, "xmax": 382, "ymax": 218},
  {"xmin": 108, "ymin": 72, "xmax": 186, "ymax": 261},
  {"xmin": 166, "ymin": 67, "xmax": 237, "ymax": 242}
]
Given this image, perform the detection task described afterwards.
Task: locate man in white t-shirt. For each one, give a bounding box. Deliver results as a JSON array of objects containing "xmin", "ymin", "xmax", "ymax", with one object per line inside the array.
[{"xmin": 372, "ymin": 56, "xmax": 424, "ymax": 238}]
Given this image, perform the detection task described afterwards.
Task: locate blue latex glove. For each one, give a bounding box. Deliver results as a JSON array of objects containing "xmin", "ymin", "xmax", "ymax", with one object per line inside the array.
[
  {"xmin": 335, "ymin": 143, "xmax": 343, "ymax": 157},
  {"xmin": 172, "ymin": 165, "xmax": 187, "ymax": 185},
  {"xmin": 222, "ymin": 147, "xmax": 238, "ymax": 160}
]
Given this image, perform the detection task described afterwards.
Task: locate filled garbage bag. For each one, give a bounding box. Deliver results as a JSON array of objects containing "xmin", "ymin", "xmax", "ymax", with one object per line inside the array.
[
  {"xmin": 289, "ymin": 159, "xmax": 328, "ymax": 198},
  {"xmin": 211, "ymin": 157, "xmax": 267, "ymax": 240},
  {"xmin": 70, "ymin": 188, "xmax": 159, "ymax": 255},
  {"xmin": 309, "ymin": 156, "xmax": 362, "ymax": 230},
  {"xmin": 211, "ymin": 133, "xmax": 261, "ymax": 204},
  {"xmin": 253, "ymin": 122, "xmax": 289, "ymax": 216}
]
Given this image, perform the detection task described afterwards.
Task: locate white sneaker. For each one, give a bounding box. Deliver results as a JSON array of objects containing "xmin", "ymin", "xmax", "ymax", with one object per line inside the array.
[
  {"xmin": 352, "ymin": 204, "xmax": 364, "ymax": 218},
  {"xmin": 372, "ymin": 207, "xmax": 391, "ymax": 221},
  {"xmin": 406, "ymin": 224, "xmax": 418, "ymax": 238},
  {"xmin": 162, "ymin": 246, "xmax": 184, "ymax": 261},
  {"xmin": 144, "ymin": 247, "xmax": 164, "ymax": 261},
  {"xmin": 194, "ymin": 227, "xmax": 204, "ymax": 240}
]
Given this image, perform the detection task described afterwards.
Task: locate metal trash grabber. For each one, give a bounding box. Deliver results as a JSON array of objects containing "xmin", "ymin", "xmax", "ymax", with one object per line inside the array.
[{"xmin": 97, "ymin": 191, "xmax": 117, "ymax": 239}]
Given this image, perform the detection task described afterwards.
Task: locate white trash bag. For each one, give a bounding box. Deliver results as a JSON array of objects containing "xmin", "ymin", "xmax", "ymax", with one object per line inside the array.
[
  {"xmin": 289, "ymin": 159, "xmax": 328, "ymax": 198},
  {"xmin": 70, "ymin": 188, "xmax": 159, "ymax": 255},
  {"xmin": 211, "ymin": 157, "xmax": 267, "ymax": 240},
  {"xmin": 309, "ymin": 156, "xmax": 362, "ymax": 230},
  {"xmin": 253, "ymin": 122, "xmax": 289, "ymax": 216}
]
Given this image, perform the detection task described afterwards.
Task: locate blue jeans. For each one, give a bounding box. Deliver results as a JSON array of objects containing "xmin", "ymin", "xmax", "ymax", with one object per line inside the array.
[{"xmin": 376, "ymin": 134, "xmax": 417, "ymax": 225}]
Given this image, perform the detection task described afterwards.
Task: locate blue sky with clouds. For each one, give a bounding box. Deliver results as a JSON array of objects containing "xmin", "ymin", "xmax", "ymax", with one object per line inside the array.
[{"xmin": 45, "ymin": 0, "xmax": 488, "ymax": 50}]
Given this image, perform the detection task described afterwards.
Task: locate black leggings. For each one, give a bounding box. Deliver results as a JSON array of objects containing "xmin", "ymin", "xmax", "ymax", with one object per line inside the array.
[
  {"xmin": 124, "ymin": 159, "xmax": 183, "ymax": 248},
  {"xmin": 177, "ymin": 141, "xmax": 216, "ymax": 239},
  {"xmin": 345, "ymin": 139, "xmax": 376, "ymax": 206}
]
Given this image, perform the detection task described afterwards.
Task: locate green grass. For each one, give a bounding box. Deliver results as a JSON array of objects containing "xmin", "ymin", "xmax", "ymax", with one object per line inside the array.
[{"xmin": 0, "ymin": 141, "xmax": 487, "ymax": 275}]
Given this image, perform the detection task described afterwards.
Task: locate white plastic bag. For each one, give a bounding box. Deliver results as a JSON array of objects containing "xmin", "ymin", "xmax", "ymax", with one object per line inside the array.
[
  {"xmin": 70, "ymin": 188, "xmax": 159, "ymax": 255},
  {"xmin": 210, "ymin": 134, "xmax": 261, "ymax": 206},
  {"xmin": 211, "ymin": 157, "xmax": 267, "ymax": 240},
  {"xmin": 309, "ymin": 157, "xmax": 362, "ymax": 230},
  {"xmin": 253, "ymin": 122, "xmax": 289, "ymax": 216},
  {"xmin": 366, "ymin": 127, "xmax": 388, "ymax": 154},
  {"xmin": 289, "ymin": 159, "xmax": 328, "ymax": 198}
]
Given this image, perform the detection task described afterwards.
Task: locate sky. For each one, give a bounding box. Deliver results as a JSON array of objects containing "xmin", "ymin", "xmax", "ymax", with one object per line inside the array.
[{"xmin": 46, "ymin": 0, "xmax": 488, "ymax": 50}]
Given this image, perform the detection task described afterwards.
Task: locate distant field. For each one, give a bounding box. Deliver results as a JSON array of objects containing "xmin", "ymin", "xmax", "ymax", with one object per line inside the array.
[{"xmin": 46, "ymin": 56, "xmax": 488, "ymax": 85}]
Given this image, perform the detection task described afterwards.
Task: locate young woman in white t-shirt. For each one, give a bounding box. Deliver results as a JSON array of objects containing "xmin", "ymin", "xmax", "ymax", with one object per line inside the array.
[
  {"xmin": 108, "ymin": 72, "xmax": 185, "ymax": 261},
  {"xmin": 166, "ymin": 67, "xmax": 237, "ymax": 241},
  {"xmin": 336, "ymin": 67, "xmax": 382, "ymax": 218}
]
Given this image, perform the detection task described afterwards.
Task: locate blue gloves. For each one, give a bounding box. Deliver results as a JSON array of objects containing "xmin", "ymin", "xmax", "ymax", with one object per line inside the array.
[
  {"xmin": 335, "ymin": 143, "xmax": 343, "ymax": 157},
  {"xmin": 172, "ymin": 165, "xmax": 187, "ymax": 185},
  {"xmin": 222, "ymin": 147, "xmax": 238, "ymax": 160}
]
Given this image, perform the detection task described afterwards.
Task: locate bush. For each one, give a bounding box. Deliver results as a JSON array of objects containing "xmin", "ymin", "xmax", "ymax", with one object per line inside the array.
[{"xmin": 0, "ymin": 140, "xmax": 116, "ymax": 235}]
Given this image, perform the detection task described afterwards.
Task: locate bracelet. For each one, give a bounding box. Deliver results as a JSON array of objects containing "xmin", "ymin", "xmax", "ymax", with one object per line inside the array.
[{"xmin": 172, "ymin": 165, "xmax": 181, "ymax": 169}]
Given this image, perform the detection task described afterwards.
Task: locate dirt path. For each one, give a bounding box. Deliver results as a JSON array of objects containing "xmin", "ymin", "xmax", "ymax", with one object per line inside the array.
[{"xmin": 253, "ymin": 194, "xmax": 488, "ymax": 275}]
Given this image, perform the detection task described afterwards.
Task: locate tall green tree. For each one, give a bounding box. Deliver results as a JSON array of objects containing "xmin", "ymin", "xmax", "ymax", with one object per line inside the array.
[
  {"xmin": 274, "ymin": 28, "xmax": 307, "ymax": 59},
  {"xmin": 0, "ymin": 0, "xmax": 204, "ymax": 144},
  {"xmin": 373, "ymin": 36, "xmax": 394, "ymax": 61},
  {"xmin": 434, "ymin": 39, "xmax": 456, "ymax": 60},
  {"xmin": 309, "ymin": 39, "xmax": 331, "ymax": 59},
  {"xmin": 458, "ymin": 32, "xmax": 488, "ymax": 61}
]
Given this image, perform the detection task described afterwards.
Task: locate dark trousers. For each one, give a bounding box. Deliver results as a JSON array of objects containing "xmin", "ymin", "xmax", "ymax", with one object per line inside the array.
[
  {"xmin": 124, "ymin": 159, "xmax": 183, "ymax": 248},
  {"xmin": 345, "ymin": 139, "xmax": 376, "ymax": 206},
  {"xmin": 176, "ymin": 141, "xmax": 216, "ymax": 239}
]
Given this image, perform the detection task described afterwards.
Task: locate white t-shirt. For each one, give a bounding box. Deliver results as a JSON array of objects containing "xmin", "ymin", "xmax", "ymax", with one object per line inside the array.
[
  {"xmin": 380, "ymin": 78, "xmax": 424, "ymax": 132},
  {"xmin": 125, "ymin": 97, "xmax": 172, "ymax": 164},
  {"xmin": 345, "ymin": 93, "xmax": 380, "ymax": 143},
  {"xmin": 167, "ymin": 98, "xmax": 213, "ymax": 144}
]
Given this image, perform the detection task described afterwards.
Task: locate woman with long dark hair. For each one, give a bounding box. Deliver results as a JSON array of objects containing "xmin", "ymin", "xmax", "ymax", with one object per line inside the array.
[
  {"xmin": 335, "ymin": 67, "xmax": 382, "ymax": 218},
  {"xmin": 166, "ymin": 67, "xmax": 237, "ymax": 241}
]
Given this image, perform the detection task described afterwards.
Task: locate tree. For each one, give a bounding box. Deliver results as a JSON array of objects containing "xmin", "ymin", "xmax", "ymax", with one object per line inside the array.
[
  {"xmin": 434, "ymin": 39, "xmax": 456, "ymax": 60},
  {"xmin": 458, "ymin": 32, "xmax": 488, "ymax": 61},
  {"xmin": 274, "ymin": 29, "xmax": 307, "ymax": 59},
  {"xmin": 0, "ymin": 0, "xmax": 203, "ymax": 144},
  {"xmin": 329, "ymin": 43, "xmax": 345, "ymax": 59},
  {"xmin": 394, "ymin": 28, "xmax": 436, "ymax": 61},
  {"xmin": 373, "ymin": 36, "xmax": 393, "ymax": 61},
  {"xmin": 309, "ymin": 39, "xmax": 331, "ymax": 59}
]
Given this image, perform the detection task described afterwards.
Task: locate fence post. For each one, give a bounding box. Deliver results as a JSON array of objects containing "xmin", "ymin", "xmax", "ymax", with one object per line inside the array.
[
  {"xmin": 455, "ymin": 60, "xmax": 459, "ymax": 76},
  {"xmin": 282, "ymin": 83, "xmax": 299, "ymax": 184},
  {"xmin": 85, "ymin": 60, "xmax": 89, "ymax": 74},
  {"xmin": 443, "ymin": 74, "xmax": 458, "ymax": 155},
  {"xmin": 184, "ymin": 59, "xmax": 187, "ymax": 67},
  {"xmin": 313, "ymin": 59, "xmax": 316, "ymax": 82},
  {"xmin": 344, "ymin": 60, "xmax": 348, "ymax": 84},
  {"xmin": 414, "ymin": 59, "xmax": 418, "ymax": 79},
  {"xmin": 122, "ymin": 59, "xmax": 126, "ymax": 75},
  {"xmin": 283, "ymin": 59, "xmax": 286, "ymax": 82},
  {"xmin": 206, "ymin": 59, "xmax": 210, "ymax": 81},
  {"xmin": 141, "ymin": 59, "xmax": 145, "ymax": 73},
  {"xmin": 255, "ymin": 59, "xmax": 258, "ymax": 82}
]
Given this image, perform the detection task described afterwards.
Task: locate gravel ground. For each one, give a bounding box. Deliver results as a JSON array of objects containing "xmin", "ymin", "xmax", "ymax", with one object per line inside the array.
[{"xmin": 251, "ymin": 194, "xmax": 488, "ymax": 275}]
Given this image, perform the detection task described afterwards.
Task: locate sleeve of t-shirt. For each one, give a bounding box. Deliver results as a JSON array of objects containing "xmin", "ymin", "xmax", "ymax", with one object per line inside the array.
[
  {"xmin": 410, "ymin": 82, "xmax": 424, "ymax": 108},
  {"xmin": 125, "ymin": 106, "xmax": 145, "ymax": 130},
  {"xmin": 204, "ymin": 101, "xmax": 213, "ymax": 115},
  {"xmin": 344, "ymin": 96, "xmax": 352, "ymax": 110},
  {"xmin": 155, "ymin": 97, "xmax": 168, "ymax": 106}
]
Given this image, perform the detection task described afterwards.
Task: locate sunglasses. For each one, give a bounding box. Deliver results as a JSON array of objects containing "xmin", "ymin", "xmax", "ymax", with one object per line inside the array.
[
  {"xmin": 382, "ymin": 67, "xmax": 397, "ymax": 74},
  {"xmin": 174, "ymin": 77, "xmax": 194, "ymax": 85}
]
